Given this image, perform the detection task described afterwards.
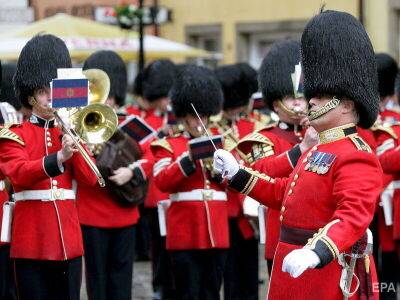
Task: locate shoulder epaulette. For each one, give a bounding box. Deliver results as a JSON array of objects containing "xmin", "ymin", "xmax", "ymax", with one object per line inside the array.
[
  {"xmin": 370, "ymin": 122, "xmax": 398, "ymax": 139},
  {"xmin": 238, "ymin": 131, "xmax": 274, "ymax": 146},
  {"xmin": 254, "ymin": 122, "xmax": 276, "ymax": 132},
  {"xmin": 349, "ymin": 135, "xmax": 372, "ymax": 153},
  {"xmin": 150, "ymin": 137, "xmax": 173, "ymax": 153},
  {"xmin": 0, "ymin": 125, "xmax": 24, "ymax": 146}
]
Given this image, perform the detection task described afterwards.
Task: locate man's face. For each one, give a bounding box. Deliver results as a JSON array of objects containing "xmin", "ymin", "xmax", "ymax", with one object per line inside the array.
[
  {"xmin": 152, "ymin": 97, "xmax": 170, "ymax": 113},
  {"xmin": 182, "ymin": 114, "xmax": 208, "ymax": 138},
  {"xmin": 308, "ymin": 96, "xmax": 354, "ymax": 132},
  {"xmin": 31, "ymin": 87, "xmax": 53, "ymax": 119},
  {"xmin": 274, "ymin": 96, "xmax": 308, "ymax": 124}
]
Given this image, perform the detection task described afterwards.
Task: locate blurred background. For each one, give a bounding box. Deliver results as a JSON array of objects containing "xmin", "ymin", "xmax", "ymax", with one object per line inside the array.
[{"xmin": 0, "ymin": 0, "xmax": 396, "ymax": 71}]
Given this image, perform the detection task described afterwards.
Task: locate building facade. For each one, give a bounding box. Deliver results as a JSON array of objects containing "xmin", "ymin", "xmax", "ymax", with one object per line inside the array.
[{"xmin": 158, "ymin": 0, "xmax": 400, "ymax": 68}]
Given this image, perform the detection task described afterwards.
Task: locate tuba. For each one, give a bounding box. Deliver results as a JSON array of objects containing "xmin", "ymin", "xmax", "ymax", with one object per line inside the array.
[{"xmin": 55, "ymin": 69, "xmax": 118, "ymax": 187}]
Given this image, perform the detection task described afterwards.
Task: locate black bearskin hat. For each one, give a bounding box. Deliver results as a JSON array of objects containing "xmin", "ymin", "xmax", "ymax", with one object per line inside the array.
[
  {"xmin": 1, "ymin": 63, "xmax": 21, "ymax": 110},
  {"xmin": 215, "ymin": 63, "xmax": 258, "ymax": 110},
  {"xmin": 258, "ymin": 39, "xmax": 300, "ymax": 109},
  {"xmin": 301, "ymin": 10, "xmax": 379, "ymax": 128},
  {"xmin": 133, "ymin": 70, "xmax": 143, "ymax": 97},
  {"xmin": 13, "ymin": 34, "xmax": 72, "ymax": 108},
  {"xmin": 83, "ymin": 50, "xmax": 127, "ymax": 107},
  {"xmin": 170, "ymin": 65, "xmax": 223, "ymax": 118},
  {"xmin": 142, "ymin": 59, "xmax": 176, "ymax": 102},
  {"xmin": 376, "ymin": 53, "xmax": 398, "ymax": 99}
]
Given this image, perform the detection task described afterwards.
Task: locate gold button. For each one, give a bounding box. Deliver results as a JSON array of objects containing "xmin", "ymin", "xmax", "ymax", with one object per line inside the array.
[
  {"xmin": 47, "ymin": 137, "xmax": 52, "ymax": 141},
  {"xmin": 312, "ymin": 146, "xmax": 317, "ymax": 151},
  {"xmin": 47, "ymin": 142, "xmax": 53, "ymax": 147},
  {"xmin": 52, "ymin": 180, "xmax": 58, "ymax": 185},
  {"xmin": 288, "ymin": 189, "xmax": 293, "ymax": 195},
  {"xmin": 302, "ymin": 158, "xmax": 307, "ymax": 163},
  {"xmin": 307, "ymin": 152, "xmax": 312, "ymax": 158},
  {"xmin": 279, "ymin": 215, "xmax": 283, "ymax": 221},
  {"xmin": 46, "ymin": 132, "xmax": 51, "ymax": 136},
  {"xmin": 281, "ymin": 206, "xmax": 286, "ymax": 213},
  {"xmin": 294, "ymin": 174, "xmax": 299, "ymax": 180}
]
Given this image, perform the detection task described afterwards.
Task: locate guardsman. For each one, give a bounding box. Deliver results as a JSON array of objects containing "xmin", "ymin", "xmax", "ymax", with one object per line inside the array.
[
  {"xmin": 0, "ymin": 99, "xmax": 18, "ymax": 300},
  {"xmin": 75, "ymin": 50, "xmax": 141, "ymax": 300},
  {"xmin": 0, "ymin": 34, "xmax": 98, "ymax": 300},
  {"xmin": 376, "ymin": 53, "xmax": 400, "ymax": 123},
  {"xmin": 373, "ymin": 56, "xmax": 400, "ymax": 299},
  {"xmin": 141, "ymin": 60, "xmax": 177, "ymax": 300},
  {"xmin": 151, "ymin": 65, "xmax": 228, "ymax": 300},
  {"xmin": 234, "ymin": 39, "xmax": 310, "ymax": 273},
  {"xmin": 213, "ymin": 62, "xmax": 260, "ymax": 300},
  {"xmin": 214, "ymin": 10, "xmax": 381, "ymax": 299}
]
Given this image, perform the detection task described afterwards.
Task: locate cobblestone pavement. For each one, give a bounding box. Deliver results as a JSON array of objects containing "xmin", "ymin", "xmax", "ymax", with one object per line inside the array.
[{"xmin": 80, "ymin": 245, "xmax": 269, "ymax": 300}]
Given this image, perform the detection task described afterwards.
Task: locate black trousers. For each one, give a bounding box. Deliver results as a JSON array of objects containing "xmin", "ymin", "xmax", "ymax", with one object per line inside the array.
[
  {"xmin": 82, "ymin": 225, "xmax": 136, "ymax": 300},
  {"xmin": 14, "ymin": 256, "xmax": 82, "ymax": 300},
  {"xmin": 148, "ymin": 208, "xmax": 175, "ymax": 298},
  {"xmin": 224, "ymin": 219, "xmax": 258, "ymax": 300},
  {"xmin": 170, "ymin": 249, "xmax": 227, "ymax": 300},
  {"xmin": 135, "ymin": 204, "xmax": 150, "ymax": 260},
  {"xmin": 0, "ymin": 245, "xmax": 16, "ymax": 300}
]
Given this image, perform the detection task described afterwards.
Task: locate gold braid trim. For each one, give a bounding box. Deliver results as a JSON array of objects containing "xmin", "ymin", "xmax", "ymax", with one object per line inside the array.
[
  {"xmin": 0, "ymin": 126, "xmax": 24, "ymax": 146},
  {"xmin": 349, "ymin": 135, "xmax": 372, "ymax": 153},
  {"xmin": 304, "ymin": 219, "xmax": 340, "ymax": 259},
  {"xmin": 240, "ymin": 166, "xmax": 275, "ymax": 194},
  {"xmin": 370, "ymin": 122, "xmax": 398, "ymax": 139},
  {"xmin": 150, "ymin": 138, "xmax": 173, "ymax": 153}
]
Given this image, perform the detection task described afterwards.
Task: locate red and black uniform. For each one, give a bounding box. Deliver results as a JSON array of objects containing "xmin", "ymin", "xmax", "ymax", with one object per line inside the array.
[
  {"xmin": 236, "ymin": 121, "xmax": 303, "ymax": 271},
  {"xmin": 0, "ymin": 115, "xmax": 97, "ymax": 300},
  {"xmin": 151, "ymin": 133, "xmax": 229, "ymax": 299},
  {"xmin": 371, "ymin": 121, "xmax": 400, "ymax": 299},
  {"xmin": 380, "ymin": 108, "xmax": 400, "ymax": 125},
  {"xmin": 124, "ymin": 106, "xmax": 176, "ymax": 297},
  {"xmin": 211, "ymin": 116, "xmax": 262, "ymax": 300},
  {"xmin": 229, "ymin": 124, "xmax": 381, "ymax": 299},
  {"xmin": 77, "ymin": 158, "xmax": 141, "ymax": 300}
]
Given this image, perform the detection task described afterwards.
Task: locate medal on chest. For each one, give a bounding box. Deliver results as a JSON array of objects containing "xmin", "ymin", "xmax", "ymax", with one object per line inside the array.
[{"xmin": 305, "ymin": 151, "xmax": 336, "ymax": 174}]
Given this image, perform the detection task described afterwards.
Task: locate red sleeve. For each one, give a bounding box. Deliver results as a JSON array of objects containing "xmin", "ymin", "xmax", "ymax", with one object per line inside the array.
[
  {"xmin": 0, "ymin": 139, "xmax": 59, "ymax": 189},
  {"xmin": 228, "ymin": 167, "xmax": 289, "ymax": 210},
  {"xmin": 68, "ymin": 145, "xmax": 98, "ymax": 186},
  {"xmin": 152, "ymin": 147, "xmax": 195, "ymax": 193},
  {"xmin": 135, "ymin": 141, "xmax": 155, "ymax": 180},
  {"xmin": 376, "ymin": 131, "xmax": 400, "ymax": 174},
  {"xmin": 304, "ymin": 151, "xmax": 382, "ymax": 266}
]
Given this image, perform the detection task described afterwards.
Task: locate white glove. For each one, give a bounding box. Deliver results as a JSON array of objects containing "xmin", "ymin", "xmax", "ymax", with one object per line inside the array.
[
  {"xmin": 282, "ymin": 248, "xmax": 320, "ymax": 278},
  {"xmin": 213, "ymin": 149, "xmax": 240, "ymax": 179},
  {"xmin": 243, "ymin": 196, "xmax": 260, "ymax": 217}
]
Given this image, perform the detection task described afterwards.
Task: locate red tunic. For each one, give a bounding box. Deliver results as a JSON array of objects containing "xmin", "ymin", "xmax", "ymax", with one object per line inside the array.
[
  {"xmin": 237, "ymin": 123, "xmax": 302, "ymax": 259},
  {"xmin": 375, "ymin": 124, "xmax": 400, "ymax": 240},
  {"xmin": 230, "ymin": 128, "xmax": 381, "ymax": 299},
  {"xmin": 0, "ymin": 118, "xmax": 97, "ymax": 260},
  {"xmin": 210, "ymin": 117, "xmax": 263, "ymax": 238},
  {"xmin": 380, "ymin": 108, "xmax": 400, "ymax": 124},
  {"xmin": 151, "ymin": 134, "xmax": 229, "ymax": 250}
]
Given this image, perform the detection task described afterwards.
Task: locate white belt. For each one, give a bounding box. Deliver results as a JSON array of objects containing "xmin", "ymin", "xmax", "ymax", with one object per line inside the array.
[
  {"xmin": 391, "ymin": 180, "xmax": 400, "ymax": 189},
  {"xmin": 170, "ymin": 189, "xmax": 227, "ymax": 201},
  {"xmin": 13, "ymin": 189, "xmax": 76, "ymax": 201},
  {"xmin": 0, "ymin": 180, "xmax": 5, "ymax": 191}
]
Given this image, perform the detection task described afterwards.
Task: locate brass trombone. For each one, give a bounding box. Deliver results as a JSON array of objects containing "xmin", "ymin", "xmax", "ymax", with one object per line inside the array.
[{"xmin": 54, "ymin": 69, "xmax": 118, "ymax": 187}]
